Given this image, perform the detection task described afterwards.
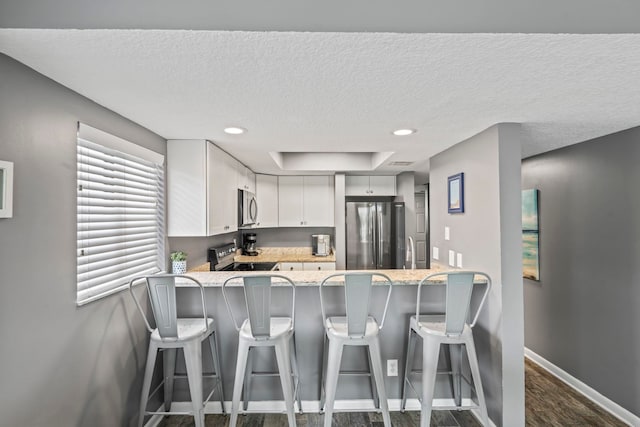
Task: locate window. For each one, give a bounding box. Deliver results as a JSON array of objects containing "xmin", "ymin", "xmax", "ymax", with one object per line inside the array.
[{"xmin": 76, "ymin": 123, "xmax": 165, "ymax": 305}]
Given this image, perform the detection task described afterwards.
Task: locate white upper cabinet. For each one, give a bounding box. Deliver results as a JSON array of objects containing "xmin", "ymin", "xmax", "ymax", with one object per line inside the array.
[
  {"xmin": 166, "ymin": 140, "xmax": 237, "ymax": 237},
  {"xmin": 255, "ymin": 174, "xmax": 279, "ymax": 228},
  {"xmin": 303, "ymin": 176, "xmax": 334, "ymax": 226},
  {"xmin": 345, "ymin": 175, "xmax": 396, "ymax": 196},
  {"xmin": 237, "ymin": 162, "xmax": 256, "ymax": 193},
  {"xmin": 208, "ymin": 144, "xmax": 238, "ymax": 235},
  {"xmin": 278, "ymin": 176, "xmax": 334, "ymax": 227},
  {"xmin": 278, "ymin": 176, "xmax": 304, "ymax": 227},
  {"xmin": 167, "ymin": 140, "xmax": 208, "ymax": 236}
]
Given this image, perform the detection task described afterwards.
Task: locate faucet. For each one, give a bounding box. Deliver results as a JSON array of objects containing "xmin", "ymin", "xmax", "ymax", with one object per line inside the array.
[{"xmin": 407, "ymin": 236, "xmax": 416, "ymax": 270}]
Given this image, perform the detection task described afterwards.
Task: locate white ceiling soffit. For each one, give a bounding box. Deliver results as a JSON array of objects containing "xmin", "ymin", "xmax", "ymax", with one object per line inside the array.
[
  {"xmin": 1, "ymin": 30, "xmax": 640, "ymax": 181},
  {"xmin": 268, "ymin": 152, "xmax": 395, "ymax": 171}
]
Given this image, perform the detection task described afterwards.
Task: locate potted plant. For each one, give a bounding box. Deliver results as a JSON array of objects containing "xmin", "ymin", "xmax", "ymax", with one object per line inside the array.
[{"xmin": 170, "ymin": 251, "xmax": 188, "ymax": 274}]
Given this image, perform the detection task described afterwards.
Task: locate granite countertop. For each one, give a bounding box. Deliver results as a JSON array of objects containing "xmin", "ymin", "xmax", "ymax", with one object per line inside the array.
[
  {"xmin": 234, "ymin": 247, "xmax": 336, "ymax": 263},
  {"xmin": 179, "ymin": 264, "xmax": 489, "ymax": 287}
]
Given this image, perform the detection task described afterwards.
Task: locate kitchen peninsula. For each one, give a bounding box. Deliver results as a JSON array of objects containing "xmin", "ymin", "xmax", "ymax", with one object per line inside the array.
[{"xmin": 169, "ymin": 263, "xmax": 488, "ymax": 411}]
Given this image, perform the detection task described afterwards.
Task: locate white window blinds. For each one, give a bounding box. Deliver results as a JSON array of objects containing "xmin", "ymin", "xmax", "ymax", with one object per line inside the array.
[{"xmin": 77, "ymin": 124, "xmax": 165, "ymax": 305}]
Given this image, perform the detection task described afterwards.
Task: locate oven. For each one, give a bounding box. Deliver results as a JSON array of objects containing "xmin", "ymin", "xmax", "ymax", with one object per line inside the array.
[{"xmin": 208, "ymin": 243, "xmax": 277, "ymax": 272}]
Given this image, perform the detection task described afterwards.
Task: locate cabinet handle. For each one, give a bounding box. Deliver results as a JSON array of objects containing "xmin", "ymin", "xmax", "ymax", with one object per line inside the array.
[
  {"xmin": 290, "ymin": 267, "xmax": 294, "ymax": 271},
  {"xmin": 318, "ymin": 266, "xmax": 321, "ymax": 270},
  {"xmin": 300, "ymin": 221, "xmax": 304, "ymax": 225}
]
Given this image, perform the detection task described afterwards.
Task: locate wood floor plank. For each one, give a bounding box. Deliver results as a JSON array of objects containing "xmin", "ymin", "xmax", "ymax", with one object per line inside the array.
[{"xmin": 157, "ymin": 358, "xmax": 626, "ymax": 427}]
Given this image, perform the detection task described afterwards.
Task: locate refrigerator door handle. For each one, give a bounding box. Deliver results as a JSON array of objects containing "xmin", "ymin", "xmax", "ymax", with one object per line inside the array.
[{"xmin": 370, "ymin": 204, "xmax": 377, "ymax": 268}]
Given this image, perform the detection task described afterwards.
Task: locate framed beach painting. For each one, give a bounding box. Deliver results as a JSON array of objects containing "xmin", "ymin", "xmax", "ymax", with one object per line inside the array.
[
  {"xmin": 448, "ymin": 172, "xmax": 464, "ymax": 214},
  {"xmin": 522, "ymin": 189, "xmax": 539, "ymax": 280}
]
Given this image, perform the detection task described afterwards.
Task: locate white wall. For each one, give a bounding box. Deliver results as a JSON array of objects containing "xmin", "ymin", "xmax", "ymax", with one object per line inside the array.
[{"xmin": 429, "ymin": 123, "xmax": 524, "ymax": 426}]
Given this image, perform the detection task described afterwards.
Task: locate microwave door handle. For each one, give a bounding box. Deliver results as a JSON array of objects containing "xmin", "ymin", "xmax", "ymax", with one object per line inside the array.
[{"xmin": 249, "ymin": 196, "xmax": 258, "ymax": 223}]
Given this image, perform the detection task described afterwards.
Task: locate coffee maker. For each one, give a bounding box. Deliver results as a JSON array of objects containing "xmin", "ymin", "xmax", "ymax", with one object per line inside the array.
[{"xmin": 242, "ymin": 233, "xmax": 258, "ymax": 256}]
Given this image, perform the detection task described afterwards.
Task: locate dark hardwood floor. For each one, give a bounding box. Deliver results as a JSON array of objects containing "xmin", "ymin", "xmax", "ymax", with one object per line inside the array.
[{"xmin": 157, "ymin": 359, "xmax": 628, "ymax": 426}]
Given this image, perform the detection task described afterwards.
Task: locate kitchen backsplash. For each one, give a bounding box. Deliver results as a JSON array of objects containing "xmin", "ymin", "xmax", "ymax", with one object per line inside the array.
[{"xmin": 168, "ymin": 226, "xmax": 335, "ymax": 267}]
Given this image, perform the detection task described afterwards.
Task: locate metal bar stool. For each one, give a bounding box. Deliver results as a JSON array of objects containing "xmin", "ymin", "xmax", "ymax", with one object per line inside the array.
[
  {"xmin": 401, "ymin": 271, "xmax": 491, "ymax": 427},
  {"xmin": 318, "ymin": 272, "xmax": 393, "ymax": 427},
  {"xmin": 129, "ymin": 274, "xmax": 225, "ymax": 427},
  {"xmin": 222, "ymin": 274, "xmax": 302, "ymax": 427}
]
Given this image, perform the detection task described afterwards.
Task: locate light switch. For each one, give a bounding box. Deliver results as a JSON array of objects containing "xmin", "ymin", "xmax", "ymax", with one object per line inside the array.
[
  {"xmin": 445, "ymin": 226, "xmax": 450, "ymax": 241},
  {"xmin": 456, "ymin": 253, "xmax": 463, "ymax": 268},
  {"xmin": 433, "ymin": 246, "xmax": 439, "ymax": 260},
  {"xmin": 448, "ymin": 250, "xmax": 455, "ymax": 267}
]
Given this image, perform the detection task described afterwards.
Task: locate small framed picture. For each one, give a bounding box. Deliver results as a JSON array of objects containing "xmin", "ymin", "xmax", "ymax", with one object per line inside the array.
[
  {"xmin": 447, "ymin": 172, "xmax": 464, "ymax": 214},
  {"xmin": 0, "ymin": 160, "xmax": 14, "ymax": 218}
]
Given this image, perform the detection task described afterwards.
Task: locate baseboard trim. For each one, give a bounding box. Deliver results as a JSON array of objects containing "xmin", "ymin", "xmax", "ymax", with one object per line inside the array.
[
  {"xmin": 525, "ymin": 347, "xmax": 638, "ymax": 426},
  {"xmin": 168, "ymin": 398, "xmax": 494, "ymax": 426}
]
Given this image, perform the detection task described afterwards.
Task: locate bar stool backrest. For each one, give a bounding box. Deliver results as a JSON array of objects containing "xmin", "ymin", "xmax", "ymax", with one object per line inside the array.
[
  {"xmin": 222, "ymin": 274, "xmax": 297, "ymax": 339},
  {"xmin": 320, "ymin": 272, "xmax": 393, "ymax": 338},
  {"xmin": 129, "ymin": 274, "xmax": 208, "ymax": 339},
  {"xmin": 417, "ymin": 271, "xmax": 491, "ymax": 336},
  {"xmin": 244, "ymin": 276, "xmax": 273, "ymax": 338}
]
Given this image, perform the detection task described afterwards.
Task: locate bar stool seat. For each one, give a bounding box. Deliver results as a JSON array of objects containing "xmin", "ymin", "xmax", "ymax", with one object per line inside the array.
[
  {"xmin": 325, "ymin": 316, "xmax": 379, "ymax": 337},
  {"xmin": 239, "ymin": 317, "xmax": 293, "ymax": 340},
  {"xmin": 150, "ymin": 318, "xmax": 215, "ymax": 341}
]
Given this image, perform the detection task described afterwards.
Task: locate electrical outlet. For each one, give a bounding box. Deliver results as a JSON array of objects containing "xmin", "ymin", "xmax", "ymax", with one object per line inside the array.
[
  {"xmin": 456, "ymin": 253, "xmax": 463, "ymax": 268},
  {"xmin": 433, "ymin": 246, "xmax": 439, "ymax": 260},
  {"xmin": 445, "ymin": 226, "xmax": 450, "ymax": 240},
  {"xmin": 448, "ymin": 250, "xmax": 455, "ymax": 267},
  {"xmin": 387, "ymin": 359, "xmax": 398, "ymax": 377}
]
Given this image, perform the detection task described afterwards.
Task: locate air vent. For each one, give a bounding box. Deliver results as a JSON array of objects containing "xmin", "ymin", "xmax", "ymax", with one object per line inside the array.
[{"xmin": 388, "ymin": 161, "xmax": 414, "ymax": 166}]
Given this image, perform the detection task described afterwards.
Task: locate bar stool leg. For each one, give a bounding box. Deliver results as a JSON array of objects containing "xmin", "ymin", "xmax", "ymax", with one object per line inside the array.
[
  {"xmin": 163, "ymin": 348, "xmax": 177, "ymax": 413},
  {"xmin": 243, "ymin": 347, "xmax": 254, "ymax": 412},
  {"xmin": 322, "ymin": 339, "xmax": 344, "ymax": 427},
  {"xmin": 208, "ymin": 331, "xmax": 226, "ymax": 413},
  {"xmin": 275, "ymin": 337, "xmax": 297, "ymax": 427},
  {"xmin": 401, "ymin": 328, "xmax": 417, "ymax": 412},
  {"xmin": 449, "ymin": 343, "xmax": 463, "ymax": 408},
  {"xmin": 230, "ymin": 339, "xmax": 250, "ymax": 427},
  {"xmin": 420, "ymin": 337, "xmax": 440, "ymax": 427},
  {"xmin": 366, "ymin": 346, "xmax": 380, "ymax": 409},
  {"xmin": 319, "ymin": 332, "xmax": 329, "ymax": 413},
  {"xmin": 369, "ymin": 337, "xmax": 391, "ymax": 427},
  {"xmin": 138, "ymin": 340, "xmax": 159, "ymax": 427},
  {"xmin": 464, "ymin": 333, "xmax": 489, "ymax": 426},
  {"xmin": 290, "ymin": 335, "xmax": 303, "ymax": 413},
  {"xmin": 183, "ymin": 341, "xmax": 205, "ymax": 427}
]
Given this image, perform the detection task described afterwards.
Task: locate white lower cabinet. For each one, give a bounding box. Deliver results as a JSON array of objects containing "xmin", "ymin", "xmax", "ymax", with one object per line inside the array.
[
  {"xmin": 277, "ymin": 262, "xmax": 336, "ymax": 271},
  {"xmin": 278, "ymin": 262, "xmax": 304, "ymax": 271},
  {"xmin": 303, "ymin": 262, "xmax": 336, "ymax": 271}
]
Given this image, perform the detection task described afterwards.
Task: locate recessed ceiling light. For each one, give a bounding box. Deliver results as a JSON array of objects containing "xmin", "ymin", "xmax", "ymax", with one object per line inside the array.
[
  {"xmin": 392, "ymin": 128, "xmax": 416, "ymax": 136},
  {"xmin": 224, "ymin": 127, "xmax": 246, "ymax": 135}
]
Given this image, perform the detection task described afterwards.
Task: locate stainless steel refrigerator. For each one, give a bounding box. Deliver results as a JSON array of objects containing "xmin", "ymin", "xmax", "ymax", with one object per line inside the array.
[{"xmin": 346, "ymin": 201, "xmax": 405, "ymax": 270}]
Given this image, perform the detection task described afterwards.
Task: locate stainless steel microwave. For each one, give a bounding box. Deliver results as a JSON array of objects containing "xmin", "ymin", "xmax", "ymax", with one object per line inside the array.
[{"xmin": 238, "ymin": 189, "xmax": 258, "ymax": 227}]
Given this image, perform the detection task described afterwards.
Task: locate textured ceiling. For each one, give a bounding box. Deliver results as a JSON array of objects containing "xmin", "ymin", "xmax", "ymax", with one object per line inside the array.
[{"xmin": 1, "ymin": 29, "xmax": 640, "ymax": 182}]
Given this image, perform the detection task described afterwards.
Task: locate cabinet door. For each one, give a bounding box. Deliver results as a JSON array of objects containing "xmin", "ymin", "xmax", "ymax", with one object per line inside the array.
[
  {"xmin": 255, "ymin": 174, "xmax": 278, "ymax": 228},
  {"xmin": 369, "ymin": 176, "xmax": 396, "ymax": 196},
  {"xmin": 279, "ymin": 262, "xmax": 303, "ymax": 271},
  {"xmin": 303, "ymin": 176, "xmax": 334, "ymax": 226},
  {"xmin": 208, "ymin": 144, "xmax": 238, "ymax": 235},
  {"xmin": 303, "ymin": 262, "xmax": 336, "ymax": 271},
  {"xmin": 278, "ymin": 176, "xmax": 304, "ymax": 226},
  {"xmin": 345, "ymin": 175, "xmax": 370, "ymax": 196},
  {"xmin": 246, "ymin": 169, "xmax": 256, "ymax": 194},
  {"xmin": 167, "ymin": 140, "xmax": 207, "ymax": 236}
]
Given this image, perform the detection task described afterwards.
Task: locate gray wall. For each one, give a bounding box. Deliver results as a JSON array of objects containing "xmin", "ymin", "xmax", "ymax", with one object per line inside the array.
[
  {"xmin": 0, "ymin": 54, "xmax": 166, "ymax": 426},
  {"xmin": 2, "ymin": 0, "xmax": 640, "ymax": 33},
  {"xmin": 429, "ymin": 124, "xmax": 524, "ymax": 426},
  {"xmin": 522, "ymin": 126, "xmax": 640, "ymax": 416}
]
